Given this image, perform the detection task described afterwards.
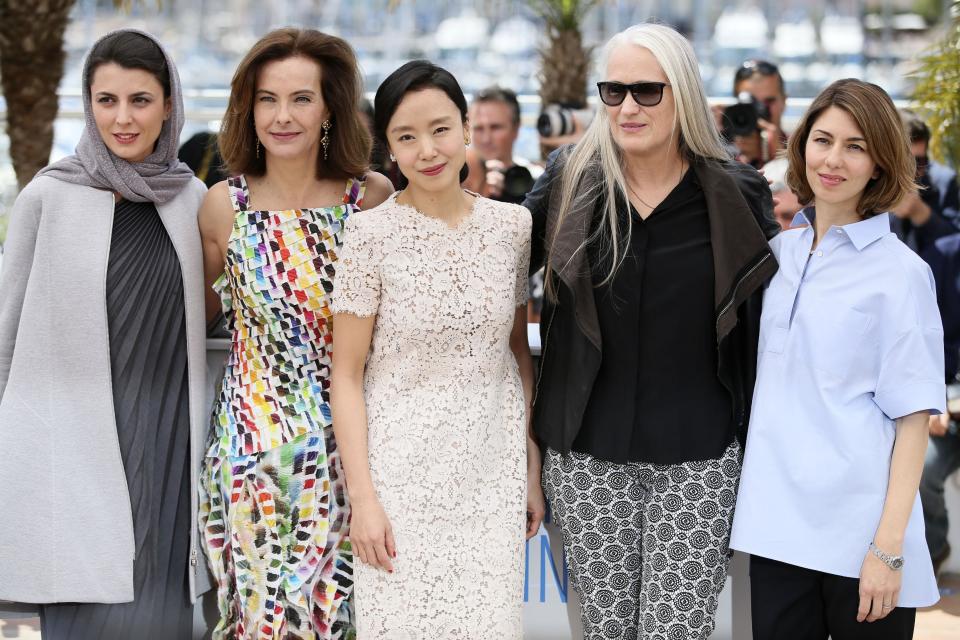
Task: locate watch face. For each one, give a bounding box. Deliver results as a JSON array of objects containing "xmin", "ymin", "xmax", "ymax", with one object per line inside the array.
[{"xmin": 891, "ymin": 557, "xmax": 904, "ymax": 570}]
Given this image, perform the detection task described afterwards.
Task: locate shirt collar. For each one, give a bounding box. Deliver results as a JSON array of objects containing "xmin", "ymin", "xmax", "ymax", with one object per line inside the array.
[
  {"xmin": 792, "ymin": 206, "xmax": 890, "ymax": 252},
  {"xmin": 792, "ymin": 208, "xmax": 813, "ymax": 227}
]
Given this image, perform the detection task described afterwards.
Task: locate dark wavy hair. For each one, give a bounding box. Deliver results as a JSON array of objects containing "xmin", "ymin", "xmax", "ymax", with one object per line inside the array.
[
  {"xmin": 219, "ymin": 28, "xmax": 370, "ymax": 180},
  {"xmin": 373, "ymin": 60, "xmax": 470, "ymax": 186}
]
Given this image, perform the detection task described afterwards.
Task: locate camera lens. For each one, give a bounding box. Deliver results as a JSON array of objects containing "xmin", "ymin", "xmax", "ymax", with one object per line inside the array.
[
  {"xmin": 501, "ymin": 166, "xmax": 535, "ymax": 204},
  {"xmin": 721, "ymin": 103, "xmax": 759, "ymax": 139},
  {"xmin": 537, "ymin": 107, "xmax": 574, "ymax": 137}
]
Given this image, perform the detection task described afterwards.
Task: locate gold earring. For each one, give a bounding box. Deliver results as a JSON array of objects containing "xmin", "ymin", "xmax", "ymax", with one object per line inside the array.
[{"xmin": 321, "ymin": 120, "xmax": 332, "ymax": 161}]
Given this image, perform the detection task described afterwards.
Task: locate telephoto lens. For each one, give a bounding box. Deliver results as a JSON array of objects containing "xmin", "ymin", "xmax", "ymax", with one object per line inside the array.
[{"xmin": 537, "ymin": 104, "xmax": 592, "ymax": 137}]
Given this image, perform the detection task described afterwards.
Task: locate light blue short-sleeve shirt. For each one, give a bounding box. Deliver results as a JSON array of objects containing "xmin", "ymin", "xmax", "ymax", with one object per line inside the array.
[{"xmin": 730, "ymin": 209, "xmax": 946, "ymax": 607}]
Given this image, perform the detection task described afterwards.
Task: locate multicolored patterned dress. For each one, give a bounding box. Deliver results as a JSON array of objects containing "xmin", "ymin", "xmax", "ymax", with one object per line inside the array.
[{"xmin": 199, "ymin": 174, "xmax": 365, "ymax": 640}]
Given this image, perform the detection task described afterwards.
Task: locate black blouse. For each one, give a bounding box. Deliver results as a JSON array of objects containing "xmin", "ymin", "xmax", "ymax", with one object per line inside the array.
[{"xmin": 571, "ymin": 169, "xmax": 734, "ymax": 464}]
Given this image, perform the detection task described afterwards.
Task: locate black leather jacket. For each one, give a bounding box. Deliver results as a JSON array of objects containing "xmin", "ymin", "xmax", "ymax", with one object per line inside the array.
[{"xmin": 524, "ymin": 147, "xmax": 780, "ymax": 454}]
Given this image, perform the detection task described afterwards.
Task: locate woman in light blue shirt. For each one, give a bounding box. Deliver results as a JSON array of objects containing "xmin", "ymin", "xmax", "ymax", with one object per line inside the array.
[{"xmin": 731, "ymin": 79, "xmax": 945, "ymax": 640}]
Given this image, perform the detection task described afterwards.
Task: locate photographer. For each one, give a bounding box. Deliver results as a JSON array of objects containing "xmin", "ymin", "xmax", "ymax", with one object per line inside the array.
[
  {"xmin": 888, "ymin": 110, "xmax": 956, "ymax": 254},
  {"xmin": 901, "ymin": 109, "xmax": 960, "ymax": 229},
  {"xmin": 919, "ymin": 232, "xmax": 960, "ymax": 578},
  {"xmin": 469, "ymin": 86, "xmax": 541, "ymax": 204},
  {"xmin": 718, "ymin": 59, "xmax": 788, "ymax": 168}
]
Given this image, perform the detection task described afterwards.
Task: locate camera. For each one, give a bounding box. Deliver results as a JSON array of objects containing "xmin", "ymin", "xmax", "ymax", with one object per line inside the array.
[
  {"xmin": 721, "ymin": 92, "xmax": 771, "ymax": 139},
  {"xmin": 537, "ymin": 104, "xmax": 593, "ymax": 137},
  {"xmin": 494, "ymin": 165, "xmax": 536, "ymax": 204}
]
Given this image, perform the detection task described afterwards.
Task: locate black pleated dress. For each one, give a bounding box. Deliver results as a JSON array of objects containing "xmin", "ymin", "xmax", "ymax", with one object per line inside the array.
[{"xmin": 40, "ymin": 199, "xmax": 194, "ymax": 640}]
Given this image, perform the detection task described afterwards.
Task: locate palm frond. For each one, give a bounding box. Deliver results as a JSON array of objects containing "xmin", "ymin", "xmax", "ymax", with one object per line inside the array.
[
  {"xmin": 910, "ymin": 2, "xmax": 960, "ymax": 167},
  {"xmin": 527, "ymin": 0, "xmax": 601, "ymax": 31}
]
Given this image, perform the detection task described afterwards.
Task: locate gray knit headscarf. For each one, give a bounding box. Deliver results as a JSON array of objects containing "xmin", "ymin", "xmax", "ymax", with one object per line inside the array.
[{"xmin": 38, "ymin": 28, "xmax": 194, "ymax": 203}]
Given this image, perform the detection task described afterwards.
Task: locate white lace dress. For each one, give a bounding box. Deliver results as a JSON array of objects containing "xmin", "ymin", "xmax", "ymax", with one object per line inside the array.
[{"xmin": 331, "ymin": 193, "xmax": 531, "ymax": 639}]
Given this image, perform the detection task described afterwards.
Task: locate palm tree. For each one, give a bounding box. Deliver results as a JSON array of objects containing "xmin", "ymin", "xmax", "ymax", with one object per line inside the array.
[
  {"xmin": 911, "ymin": 1, "xmax": 960, "ymax": 168},
  {"xmin": 0, "ymin": 0, "xmax": 76, "ymax": 189},
  {"xmin": 530, "ymin": 0, "xmax": 599, "ymax": 113},
  {"xmin": 386, "ymin": 0, "xmax": 600, "ymax": 130}
]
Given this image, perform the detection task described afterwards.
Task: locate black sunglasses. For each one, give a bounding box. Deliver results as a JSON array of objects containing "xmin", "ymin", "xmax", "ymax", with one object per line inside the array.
[{"xmin": 596, "ymin": 81, "xmax": 670, "ymax": 107}]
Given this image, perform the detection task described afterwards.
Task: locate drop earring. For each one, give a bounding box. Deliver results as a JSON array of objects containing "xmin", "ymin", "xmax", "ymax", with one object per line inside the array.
[
  {"xmin": 256, "ymin": 138, "xmax": 261, "ymax": 159},
  {"xmin": 321, "ymin": 120, "xmax": 332, "ymax": 160}
]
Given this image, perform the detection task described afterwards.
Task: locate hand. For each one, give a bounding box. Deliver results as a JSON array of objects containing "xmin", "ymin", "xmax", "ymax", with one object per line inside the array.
[
  {"xmin": 929, "ymin": 412, "xmax": 949, "ymax": 437},
  {"xmin": 891, "ymin": 191, "xmax": 931, "ymax": 225},
  {"xmin": 891, "ymin": 190, "xmax": 920, "ymax": 219},
  {"xmin": 733, "ymin": 132, "xmax": 763, "ymax": 166},
  {"xmin": 526, "ymin": 474, "xmax": 546, "ymax": 540},
  {"xmin": 710, "ymin": 103, "xmax": 726, "ymax": 131},
  {"xmin": 483, "ymin": 159, "xmax": 506, "ymax": 199},
  {"xmin": 857, "ymin": 547, "xmax": 902, "ymax": 622},
  {"xmin": 757, "ymin": 117, "xmax": 785, "ymax": 160},
  {"xmin": 350, "ymin": 495, "xmax": 396, "ymax": 572}
]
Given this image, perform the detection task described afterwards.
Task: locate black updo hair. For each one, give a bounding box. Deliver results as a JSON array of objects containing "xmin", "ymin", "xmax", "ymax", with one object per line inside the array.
[
  {"xmin": 85, "ymin": 31, "xmax": 171, "ymax": 98},
  {"xmin": 373, "ymin": 60, "xmax": 470, "ymax": 186}
]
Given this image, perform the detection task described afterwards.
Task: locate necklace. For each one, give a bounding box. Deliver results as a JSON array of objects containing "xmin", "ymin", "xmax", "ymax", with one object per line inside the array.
[
  {"xmin": 627, "ymin": 184, "xmax": 655, "ymax": 210},
  {"xmin": 627, "ymin": 158, "xmax": 685, "ymax": 213}
]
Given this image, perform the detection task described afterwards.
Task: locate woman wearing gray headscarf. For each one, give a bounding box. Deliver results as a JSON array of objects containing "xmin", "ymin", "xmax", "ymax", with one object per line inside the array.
[{"xmin": 0, "ymin": 30, "xmax": 209, "ymax": 639}]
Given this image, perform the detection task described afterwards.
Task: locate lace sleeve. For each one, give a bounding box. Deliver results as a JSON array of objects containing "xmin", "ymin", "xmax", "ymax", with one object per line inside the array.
[
  {"xmin": 514, "ymin": 206, "xmax": 532, "ymax": 307},
  {"xmin": 331, "ymin": 213, "xmax": 381, "ymax": 317}
]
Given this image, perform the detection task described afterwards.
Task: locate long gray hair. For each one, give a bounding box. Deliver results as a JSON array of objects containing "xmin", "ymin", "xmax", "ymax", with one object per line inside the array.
[{"xmin": 546, "ymin": 23, "xmax": 727, "ymax": 298}]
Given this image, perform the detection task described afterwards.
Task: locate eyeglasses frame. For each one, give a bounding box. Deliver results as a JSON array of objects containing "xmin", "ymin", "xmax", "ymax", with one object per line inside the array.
[{"xmin": 596, "ymin": 81, "xmax": 671, "ymax": 107}]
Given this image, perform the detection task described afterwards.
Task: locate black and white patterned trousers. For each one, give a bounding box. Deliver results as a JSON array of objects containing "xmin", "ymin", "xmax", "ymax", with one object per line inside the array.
[{"xmin": 542, "ymin": 440, "xmax": 742, "ymax": 640}]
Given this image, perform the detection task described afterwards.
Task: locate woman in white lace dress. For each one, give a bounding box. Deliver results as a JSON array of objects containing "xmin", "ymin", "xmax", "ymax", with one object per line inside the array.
[{"xmin": 329, "ymin": 61, "xmax": 545, "ymax": 639}]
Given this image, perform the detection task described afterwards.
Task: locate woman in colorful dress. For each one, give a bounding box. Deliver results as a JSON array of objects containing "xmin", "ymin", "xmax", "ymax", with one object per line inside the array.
[
  {"xmin": 0, "ymin": 30, "xmax": 208, "ymax": 639},
  {"xmin": 329, "ymin": 60, "xmax": 544, "ymax": 639},
  {"xmin": 731, "ymin": 79, "xmax": 945, "ymax": 639},
  {"xmin": 197, "ymin": 28, "xmax": 392, "ymax": 639}
]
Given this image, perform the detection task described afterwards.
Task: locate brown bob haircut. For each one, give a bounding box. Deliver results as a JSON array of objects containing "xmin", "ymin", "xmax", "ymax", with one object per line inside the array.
[
  {"xmin": 219, "ymin": 28, "xmax": 370, "ymax": 179},
  {"xmin": 785, "ymin": 78, "xmax": 916, "ymax": 218}
]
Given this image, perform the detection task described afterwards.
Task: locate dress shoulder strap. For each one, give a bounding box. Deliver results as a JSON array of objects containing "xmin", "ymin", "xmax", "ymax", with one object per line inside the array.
[
  {"xmin": 227, "ymin": 175, "xmax": 251, "ymax": 214},
  {"xmin": 342, "ymin": 175, "xmax": 368, "ymax": 208}
]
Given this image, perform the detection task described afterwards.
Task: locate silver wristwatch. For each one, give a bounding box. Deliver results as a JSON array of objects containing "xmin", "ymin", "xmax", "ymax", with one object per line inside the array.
[{"xmin": 869, "ymin": 542, "xmax": 904, "ymax": 571}]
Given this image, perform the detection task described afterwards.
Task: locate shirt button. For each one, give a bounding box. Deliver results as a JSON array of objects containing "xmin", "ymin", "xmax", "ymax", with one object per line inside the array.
[
  {"xmin": 817, "ymin": 251, "xmax": 824, "ymax": 257},
  {"xmin": 836, "ymin": 229, "xmax": 843, "ymax": 234}
]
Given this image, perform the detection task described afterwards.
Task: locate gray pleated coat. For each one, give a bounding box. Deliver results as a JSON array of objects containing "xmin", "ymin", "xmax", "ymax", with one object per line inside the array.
[{"xmin": 0, "ymin": 175, "xmax": 212, "ymax": 603}]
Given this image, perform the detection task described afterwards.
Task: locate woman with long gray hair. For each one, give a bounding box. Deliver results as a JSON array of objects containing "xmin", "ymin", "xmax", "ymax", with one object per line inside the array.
[{"xmin": 524, "ymin": 23, "xmax": 779, "ymax": 638}]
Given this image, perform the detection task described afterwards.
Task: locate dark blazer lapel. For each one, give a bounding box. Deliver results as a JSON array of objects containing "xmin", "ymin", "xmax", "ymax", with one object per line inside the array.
[
  {"xmin": 546, "ymin": 162, "xmax": 603, "ymax": 351},
  {"xmin": 694, "ymin": 160, "xmax": 777, "ymax": 339}
]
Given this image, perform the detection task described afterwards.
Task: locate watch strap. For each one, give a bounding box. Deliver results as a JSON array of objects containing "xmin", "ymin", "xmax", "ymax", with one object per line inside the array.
[{"xmin": 869, "ymin": 542, "xmax": 904, "ymax": 571}]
